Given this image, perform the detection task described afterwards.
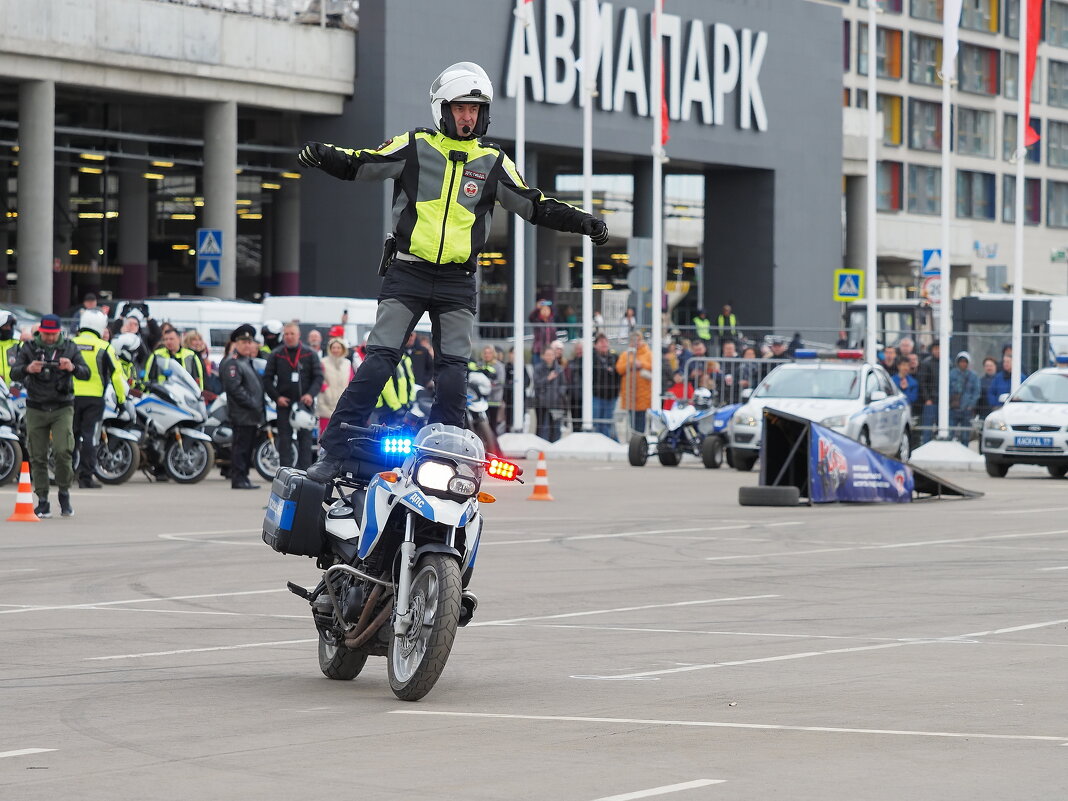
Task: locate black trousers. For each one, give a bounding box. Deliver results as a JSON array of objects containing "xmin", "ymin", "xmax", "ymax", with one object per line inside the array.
[
  {"xmin": 276, "ymin": 409, "xmax": 313, "ymax": 469},
  {"xmin": 231, "ymin": 424, "xmax": 256, "ymax": 486},
  {"xmin": 321, "ymin": 260, "xmax": 475, "ymax": 456},
  {"xmin": 73, "ymin": 396, "xmax": 105, "ymax": 480}
]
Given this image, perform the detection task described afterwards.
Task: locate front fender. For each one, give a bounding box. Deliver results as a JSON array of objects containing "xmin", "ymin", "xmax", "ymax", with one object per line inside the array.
[
  {"xmin": 174, "ymin": 427, "xmax": 212, "ymax": 442},
  {"xmin": 414, "ymin": 542, "xmax": 462, "ymax": 562},
  {"xmin": 0, "ymin": 425, "xmax": 18, "ymax": 442},
  {"xmin": 103, "ymin": 426, "xmax": 141, "ymax": 442}
]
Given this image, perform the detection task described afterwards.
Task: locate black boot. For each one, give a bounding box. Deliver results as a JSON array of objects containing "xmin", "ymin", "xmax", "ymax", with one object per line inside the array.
[{"xmin": 306, "ymin": 452, "xmax": 343, "ymax": 483}]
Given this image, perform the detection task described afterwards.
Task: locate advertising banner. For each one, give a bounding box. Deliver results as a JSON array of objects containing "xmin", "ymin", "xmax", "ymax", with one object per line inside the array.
[{"xmin": 807, "ymin": 422, "xmax": 913, "ymax": 504}]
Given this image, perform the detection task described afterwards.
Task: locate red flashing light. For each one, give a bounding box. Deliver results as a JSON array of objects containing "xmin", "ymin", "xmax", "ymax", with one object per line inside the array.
[
  {"xmin": 836, "ymin": 349, "xmax": 864, "ymax": 360},
  {"xmin": 487, "ymin": 458, "xmax": 520, "ymax": 481}
]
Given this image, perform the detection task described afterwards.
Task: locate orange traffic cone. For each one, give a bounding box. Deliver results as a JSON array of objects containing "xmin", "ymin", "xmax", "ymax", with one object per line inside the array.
[
  {"xmin": 7, "ymin": 462, "xmax": 40, "ymax": 523},
  {"xmin": 526, "ymin": 452, "xmax": 554, "ymax": 501}
]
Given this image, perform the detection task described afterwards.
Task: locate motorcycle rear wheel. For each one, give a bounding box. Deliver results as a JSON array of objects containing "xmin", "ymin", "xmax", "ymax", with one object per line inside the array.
[
  {"xmin": 253, "ymin": 434, "xmax": 279, "ymax": 481},
  {"xmin": 0, "ymin": 439, "xmax": 21, "ymax": 486},
  {"xmin": 387, "ymin": 553, "xmax": 461, "ymax": 702},
  {"xmin": 95, "ymin": 438, "xmax": 141, "ymax": 485},
  {"xmin": 164, "ymin": 438, "xmax": 214, "ymax": 484},
  {"xmin": 318, "ymin": 632, "xmax": 368, "ymax": 680}
]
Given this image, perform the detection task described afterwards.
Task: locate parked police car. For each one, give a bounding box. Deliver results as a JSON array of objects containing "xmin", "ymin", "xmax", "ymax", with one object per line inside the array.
[
  {"xmin": 981, "ymin": 357, "xmax": 1068, "ymax": 478},
  {"xmin": 727, "ymin": 350, "xmax": 912, "ymax": 471}
]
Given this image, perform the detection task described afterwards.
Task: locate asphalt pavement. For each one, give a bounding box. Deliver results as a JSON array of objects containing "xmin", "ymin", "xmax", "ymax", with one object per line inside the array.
[{"xmin": 1, "ymin": 460, "xmax": 1067, "ymax": 801}]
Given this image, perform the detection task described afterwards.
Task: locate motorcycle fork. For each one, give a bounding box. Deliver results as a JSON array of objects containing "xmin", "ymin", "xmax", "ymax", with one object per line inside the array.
[{"xmin": 393, "ymin": 512, "xmax": 417, "ymax": 637}]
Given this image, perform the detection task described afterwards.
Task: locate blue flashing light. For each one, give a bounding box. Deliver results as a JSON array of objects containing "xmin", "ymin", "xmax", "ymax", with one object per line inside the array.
[
  {"xmin": 381, "ymin": 436, "xmax": 413, "ymax": 456},
  {"xmin": 1056, "ymin": 354, "xmax": 1068, "ymax": 365},
  {"xmin": 793, "ymin": 349, "xmax": 818, "ymax": 359}
]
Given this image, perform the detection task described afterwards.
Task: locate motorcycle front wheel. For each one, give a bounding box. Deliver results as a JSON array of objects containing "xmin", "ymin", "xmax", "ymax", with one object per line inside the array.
[
  {"xmin": 253, "ymin": 434, "xmax": 279, "ymax": 481},
  {"xmin": 0, "ymin": 439, "xmax": 21, "ymax": 485},
  {"xmin": 387, "ymin": 553, "xmax": 461, "ymax": 702},
  {"xmin": 164, "ymin": 438, "xmax": 214, "ymax": 483},
  {"xmin": 95, "ymin": 438, "xmax": 141, "ymax": 484}
]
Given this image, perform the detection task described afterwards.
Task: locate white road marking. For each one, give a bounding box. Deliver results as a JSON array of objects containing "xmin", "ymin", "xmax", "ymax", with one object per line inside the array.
[
  {"xmin": 390, "ymin": 710, "xmax": 1068, "ymax": 745},
  {"xmin": 1038, "ymin": 566, "xmax": 1068, "ymax": 571},
  {"xmin": 705, "ymin": 528, "xmax": 1068, "ymax": 561},
  {"xmin": 0, "ymin": 588, "xmax": 287, "ymax": 615},
  {"xmin": 85, "ymin": 639, "xmax": 316, "ymax": 660},
  {"xmin": 589, "ymin": 779, "xmax": 726, "ymax": 801},
  {"xmin": 93, "ymin": 606, "xmax": 306, "ymax": 620},
  {"xmin": 490, "ymin": 523, "xmax": 800, "ymax": 546},
  {"xmin": 0, "ymin": 749, "xmax": 56, "ymax": 759},
  {"xmin": 523, "ymin": 623, "xmax": 907, "ymax": 643},
  {"xmin": 472, "ymin": 595, "xmax": 779, "ymax": 627},
  {"xmin": 158, "ymin": 529, "xmax": 262, "ymax": 546},
  {"xmin": 0, "ymin": 568, "xmax": 38, "ymax": 574},
  {"xmin": 990, "ymin": 506, "xmax": 1068, "ymax": 515}
]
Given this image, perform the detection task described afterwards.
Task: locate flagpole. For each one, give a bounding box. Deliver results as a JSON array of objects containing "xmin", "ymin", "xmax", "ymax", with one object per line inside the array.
[
  {"xmin": 650, "ymin": 0, "xmax": 664, "ymax": 407},
  {"xmin": 1012, "ymin": 0, "xmax": 1026, "ymax": 392},
  {"xmin": 865, "ymin": 2, "xmax": 878, "ymax": 366},
  {"xmin": 581, "ymin": 0, "xmax": 595, "ymax": 431},
  {"xmin": 937, "ymin": 4, "xmax": 958, "ymax": 441},
  {"xmin": 512, "ymin": 0, "xmax": 529, "ymax": 433}
]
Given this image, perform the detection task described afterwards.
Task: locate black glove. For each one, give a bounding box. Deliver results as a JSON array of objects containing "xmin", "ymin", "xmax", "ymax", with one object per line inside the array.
[
  {"xmin": 582, "ymin": 217, "xmax": 609, "ymax": 246},
  {"xmin": 297, "ymin": 142, "xmax": 352, "ymax": 179}
]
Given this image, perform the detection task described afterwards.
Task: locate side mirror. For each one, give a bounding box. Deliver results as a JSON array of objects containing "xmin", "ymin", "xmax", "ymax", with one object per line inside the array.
[
  {"xmin": 998, "ymin": 393, "xmax": 1009, "ymax": 404},
  {"xmin": 869, "ymin": 390, "xmax": 887, "ymax": 402},
  {"xmin": 741, "ymin": 388, "xmax": 752, "ymax": 400}
]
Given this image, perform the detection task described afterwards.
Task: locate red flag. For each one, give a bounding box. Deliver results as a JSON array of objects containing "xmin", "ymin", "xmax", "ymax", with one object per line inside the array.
[
  {"xmin": 1024, "ymin": 0, "xmax": 1041, "ymax": 146},
  {"xmin": 660, "ymin": 59, "xmax": 670, "ymax": 145}
]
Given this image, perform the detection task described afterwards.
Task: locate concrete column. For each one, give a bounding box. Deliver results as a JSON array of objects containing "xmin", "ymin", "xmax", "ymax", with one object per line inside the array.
[
  {"xmin": 274, "ymin": 179, "xmax": 301, "ymax": 295},
  {"xmin": 118, "ymin": 166, "xmax": 149, "ymax": 298},
  {"xmin": 844, "ymin": 176, "xmax": 867, "ymax": 273},
  {"xmin": 16, "ymin": 80, "xmax": 55, "ymax": 312},
  {"xmin": 632, "ymin": 159, "xmax": 653, "ymax": 238},
  {"xmin": 259, "ymin": 201, "xmax": 274, "ymax": 297},
  {"xmin": 53, "ymin": 162, "xmax": 73, "ymax": 312},
  {"xmin": 203, "ymin": 100, "xmax": 237, "ymax": 298}
]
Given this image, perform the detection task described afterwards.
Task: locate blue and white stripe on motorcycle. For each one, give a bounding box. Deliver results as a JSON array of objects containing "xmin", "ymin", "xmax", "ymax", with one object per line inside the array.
[
  {"xmin": 357, "ymin": 474, "xmax": 385, "ymax": 559},
  {"xmin": 463, "ymin": 514, "xmax": 482, "ymax": 573},
  {"xmin": 401, "ymin": 489, "xmax": 435, "ymax": 521},
  {"xmin": 136, "ymin": 396, "xmax": 194, "ymax": 419}
]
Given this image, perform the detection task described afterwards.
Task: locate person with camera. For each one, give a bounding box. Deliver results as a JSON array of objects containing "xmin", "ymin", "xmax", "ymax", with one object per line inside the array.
[
  {"xmin": 10, "ymin": 314, "xmax": 90, "ymax": 518},
  {"xmin": 262, "ymin": 321, "xmax": 322, "ymax": 470}
]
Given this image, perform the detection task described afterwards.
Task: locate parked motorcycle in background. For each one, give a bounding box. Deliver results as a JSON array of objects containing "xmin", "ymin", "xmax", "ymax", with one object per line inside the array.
[
  {"xmin": 262, "ymin": 422, "xmax": 523, "ymax": 701},
  {"xmin": 134, "ymin": 357, "xmax": 214, "ymax": 483},
  {"xmin": 466, "ymin": 371, "xmax": 499, "ymax": 456},
  {"xmin": 205, "ymin": 391, "xmax": 281, "ymax": 482},
  {"xmin": 0, "ymin": 377, "xmax": 22, "ymax": 485},
  {"xmin": 90, "ymin": 385, "xmax": 142, "ymax": 485}
]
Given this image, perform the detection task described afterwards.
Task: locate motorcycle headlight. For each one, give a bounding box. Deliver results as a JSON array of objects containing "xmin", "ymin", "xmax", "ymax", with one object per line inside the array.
[
  {"xmin": 415, "ymin": 461, "xmax": 455, "ymax": 492},
  {"xmin": 820, "ymin": 415, "xmax": 848, "ymax": 428},
  {"xmin": 447, "ymin": 476, "xmax": 477, "ymax": 497}
]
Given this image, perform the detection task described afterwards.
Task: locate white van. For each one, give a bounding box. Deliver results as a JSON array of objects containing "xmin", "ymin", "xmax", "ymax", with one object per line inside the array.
[
  {"xmin": 261, "ymin": 295, "xmax": 430, "ymax": 345},
  {"xmin": 115, "ymin": 297, "xmax": 263, "ymax": 361}
]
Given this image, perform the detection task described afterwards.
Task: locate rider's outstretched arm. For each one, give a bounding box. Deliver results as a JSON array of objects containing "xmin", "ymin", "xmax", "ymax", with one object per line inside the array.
[
  {"xmin": 495, "ymin": 153, "xmax": 609, "ymax": 245},
  {"xmin": 297, "ymin": 134, "xmax": 411, "ymax": 183}
]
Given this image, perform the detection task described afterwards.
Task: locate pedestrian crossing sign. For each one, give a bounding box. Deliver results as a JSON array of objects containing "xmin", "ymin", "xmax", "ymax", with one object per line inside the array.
[
  {"xmin": 196, "ymin": 228, "xmax": 222, "ymax": 288},
  {"xmin": 833, "ymin": 268, "xmax": 864, "ymax": 302}
]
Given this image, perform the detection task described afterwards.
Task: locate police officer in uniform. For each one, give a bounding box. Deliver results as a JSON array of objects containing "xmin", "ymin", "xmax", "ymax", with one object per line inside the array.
[
  {"xmin": 372, "ymin": 350, "xmax": 415, "ymax": 426},
  {"xmin": 72, "ymin": 310, "xmax": 127, "ymax": 489},
  {"xmin": 0, "ymin": 310, "xmax": 19, "ymax": 385},
  {"xmin": 145, "ymin": 327, "xmax": 205, "ymax": 390},
  {"xmin": 262, "ymin": 321, "xmax": 323, "ymax": 470},
  {"xmin": 299, "ymin": 62, "xmax": 609, "ymax": 481},
  {"xmin": 220, "ymin": 324, "xmax": 265, "ymax": 490}
]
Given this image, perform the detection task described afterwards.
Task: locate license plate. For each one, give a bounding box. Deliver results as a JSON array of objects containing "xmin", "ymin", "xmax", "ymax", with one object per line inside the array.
[{"xmin": 1014, "ymin": 436, "xmax": 1053, "ymax": 447}]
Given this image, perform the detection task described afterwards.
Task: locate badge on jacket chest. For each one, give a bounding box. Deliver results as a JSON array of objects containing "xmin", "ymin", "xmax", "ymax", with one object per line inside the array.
[{"xmin": 463, "ymin": 180, "xmax": 479, "ymax": 198}]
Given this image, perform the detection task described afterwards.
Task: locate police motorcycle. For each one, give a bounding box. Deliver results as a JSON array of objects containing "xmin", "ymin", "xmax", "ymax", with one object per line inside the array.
[
  {"xmin": 0, "ymin": 377, "xmax": 22, "ymax": 485},
  {"xmin": 133, "ymin": 356, "xmax": 215, "ymax": 483},
  {"xmin": 465, "ymin": 371, "xmax": 500, "ymax": 456},
  {"xmin": 88, "ymin": 385, "xmax": 142, "ymax": 484},
  {"xmin": 262, "ymin": 422, "xmax": 523, "ymax": 701},
  {"xmin": 628, "ymin": 387, "xmax": 741, "ymax": 468}
]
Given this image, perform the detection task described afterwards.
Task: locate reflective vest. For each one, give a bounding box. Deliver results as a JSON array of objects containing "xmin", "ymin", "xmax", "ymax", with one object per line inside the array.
[
  {"xmin": 693, "ymin": 316, "xmax": 711, "ymax": 341},
  {"xmin": 376, "ymin": 354, "xmax": 415, "ymax": 412},
  {"xmin": 0, "ymin": 338, "xmax": 19, "ymax": 385},
  {"xmin": 72, "ymin": 331, "xmax": 127, "ymax": 402},
  {"xmin": 717, "ymin": 313, "xmax": 738, "ymax": 337},
  {"xmin": 331, "ymin": 129, "xmax": 586, "ymax": 270},
  {"xmin": 145, "ymin": 346, "xmax": 205, "ymax": 389}
]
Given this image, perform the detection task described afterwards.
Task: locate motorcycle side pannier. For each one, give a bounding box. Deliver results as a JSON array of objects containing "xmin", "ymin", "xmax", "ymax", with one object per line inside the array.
[{"xmin": 262, "ymin": 467, "xmax": 327, "ymax": 557}]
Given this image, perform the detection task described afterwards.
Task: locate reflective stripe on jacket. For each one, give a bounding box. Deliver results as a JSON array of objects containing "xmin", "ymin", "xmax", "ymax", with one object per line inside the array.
[
  {"xmin": 376, "ymin": 354, "xmax": 415, "ymax": 412},
  {"xmin": 72, "ymin": 331, "xmax": 127, "ymax": 402},
  {"xmin": 327, "ymin": 129, "xmax": 591, "ymax": 271},
  {"xmin": 145, "ymin": 346, "xmax": 205, "ymax": 389}
]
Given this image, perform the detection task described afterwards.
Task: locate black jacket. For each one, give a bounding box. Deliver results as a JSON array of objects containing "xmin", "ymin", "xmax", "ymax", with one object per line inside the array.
[
  {"xmin": 405, "ymin": 341, "xmax": 435, "ymax": 387},
  {"xmin": 262, "ymin": 344, "xmax": 323, "ymax": 402},
  {"xmin": 220, "ymin": 354, "xmax": 265, "ymax": 426},
  {"xmin": 592, "ymin": 349, "xmax": 621, "ymax": 400},
  {"xmin": 11, "ymin": 333, "xmax": 90, "ymax": 410}
]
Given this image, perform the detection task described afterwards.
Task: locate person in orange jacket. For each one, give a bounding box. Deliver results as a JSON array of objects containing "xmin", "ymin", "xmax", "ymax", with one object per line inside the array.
[{"xmin": 616, "ymin": 330, "xmax": 652, "ymax": 434}]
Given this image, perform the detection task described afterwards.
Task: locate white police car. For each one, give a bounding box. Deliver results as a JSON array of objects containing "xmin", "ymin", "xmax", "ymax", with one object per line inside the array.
[
  {"xmin": 727, "ymin": 350, "xmax": 912, "ymax": 471},
  {"xmin": 981, "ymin": 357, "xmax": 1068, "ymax": 478}
]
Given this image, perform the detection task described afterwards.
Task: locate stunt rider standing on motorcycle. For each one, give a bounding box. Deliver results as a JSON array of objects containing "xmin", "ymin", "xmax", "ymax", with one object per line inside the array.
[
  {"xmin": 220, "ymin": 324, "xmax": 266, "ymax": 491},
  {"xmin": 300, "ymin": 62, "xmax": 609, "ymax": 482}
]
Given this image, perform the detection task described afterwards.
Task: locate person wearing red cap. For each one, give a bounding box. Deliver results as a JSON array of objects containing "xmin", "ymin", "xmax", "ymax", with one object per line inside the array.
[{"xmin": 10, "ymin": 314, "xmax": 90, "ymax": 518}]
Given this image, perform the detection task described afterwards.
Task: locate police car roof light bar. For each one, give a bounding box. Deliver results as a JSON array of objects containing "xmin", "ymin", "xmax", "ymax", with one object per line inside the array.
[{"xmin": 1055, "ymin": 354, "xmax": 1068, "ymax": 365}]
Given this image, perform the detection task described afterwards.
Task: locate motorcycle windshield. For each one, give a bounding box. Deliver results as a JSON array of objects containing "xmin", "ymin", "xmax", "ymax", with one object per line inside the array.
[{"xmin": 413, "ymin": 424, "xmax": 486, "ymax": 465}]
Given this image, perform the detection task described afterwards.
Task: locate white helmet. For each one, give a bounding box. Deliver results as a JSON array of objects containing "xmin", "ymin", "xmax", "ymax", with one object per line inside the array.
[
  {"xmin": 112, "ymin": 332, "xmax": 142, "ymax": 363},
  {"xmin": 692, "ymin": 387, "xmax": 713, "ymax": 410},
  {"xmin": 79, "ymin": 309, "xmax": 108, "ymax": 337},
  {"xmin": 429, "ymin": 62, "xmax": 493, "ymax": 139},
  {"xmin": 290, "ymin": 406, "xmax": 316, "ymax": 431}
]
